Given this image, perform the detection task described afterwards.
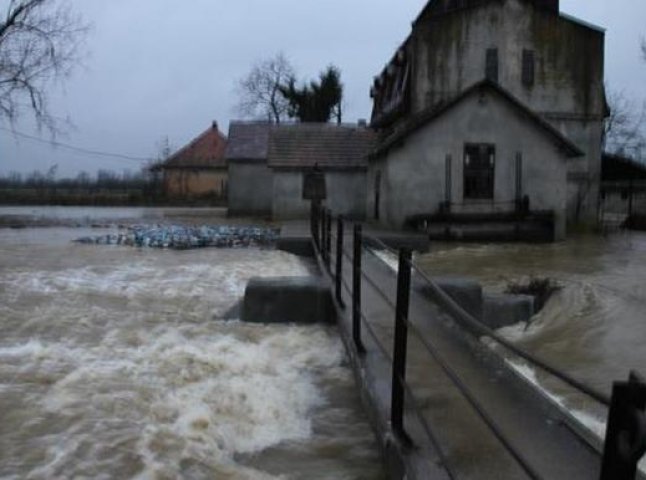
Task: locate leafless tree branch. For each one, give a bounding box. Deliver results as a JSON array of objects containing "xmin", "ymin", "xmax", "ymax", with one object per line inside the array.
[
  {"xmin": 604, "ymin": 88, "xmax": 646, "ymax": 160},
  {"xmin": 235, "ymin": 53, "xmax": 295, "ymax": 124},
  {"xmin": 0, "ymin": 0, "xmax": 88, "ymax": 134}
]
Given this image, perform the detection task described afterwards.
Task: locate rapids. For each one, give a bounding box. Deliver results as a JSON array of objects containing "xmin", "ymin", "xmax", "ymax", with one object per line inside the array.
[{"xmin": 0, "ymin": 209, "xmax": 383, "ymax": 479}]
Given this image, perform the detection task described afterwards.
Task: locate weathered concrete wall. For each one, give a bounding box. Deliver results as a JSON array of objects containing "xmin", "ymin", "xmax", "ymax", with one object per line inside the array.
[
  {"xmin": 163, "ymin": 169, "xmax": 227, "ymax": 197},
  {"xmin": 242, "ymin": 276, "xmax": 335, "ymax": 324},
  {"xmin": 272, "ymin": 170, "xmax": 367, "ymax": 220},
  {"xmin": 227, "ymin": 161, "xmax": 273, "ymax": 216},
  {"xmin": 410, "ymin": 0, "xmax": 605, "ymax": 224},
  {"xmin": 412, "ymin": 0, "xmax": 605, "ymax": 117},
  {"xmin": 369, "ymin": 87, "xmax": 569, "ymax": 239}
]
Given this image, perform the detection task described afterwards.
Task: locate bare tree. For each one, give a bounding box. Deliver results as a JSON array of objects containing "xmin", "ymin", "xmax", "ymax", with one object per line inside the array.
[
  {"xmin": 235, "ymin": 53, "xmax": 295, "ymax": 124},
  {"xmin": 603, "ymin": 89, "xmax": 646, "ymax": 159},
  {"xmin": 0, "ymin": 0, "xmax": 88, "ymax": 133}
]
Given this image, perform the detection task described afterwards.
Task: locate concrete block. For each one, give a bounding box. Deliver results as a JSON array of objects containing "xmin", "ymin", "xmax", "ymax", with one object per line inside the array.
[
  {"xmin": 276, "ymin": 237, "xmax": 314, "ymax": 257},
  {"xmin": 242, "ymin": 276, "xmax": 335, "ymax": 324},
  {"xmin": 482, "ymin": 293, "xmax": 535, "ymax": 330},
  {"xmin": 416, "ymin": 276, "xmax": 483, "ymax": 320}
]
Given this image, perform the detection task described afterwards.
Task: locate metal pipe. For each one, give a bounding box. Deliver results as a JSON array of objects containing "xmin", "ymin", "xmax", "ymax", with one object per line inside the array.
[
  {"xmin": 325, "ymin": 209, "xmax": 332, "ymax": 271},
  {"xmin": 335, "ymin": 215, "xmax": 344, "ymax": 307},
  {"xmin": 353, "ymin": 224, "xmax": 365, "ymax": 353},
  {"xmin": 391, "ymin": 248, "xmax": 412, "ymax": 445}
]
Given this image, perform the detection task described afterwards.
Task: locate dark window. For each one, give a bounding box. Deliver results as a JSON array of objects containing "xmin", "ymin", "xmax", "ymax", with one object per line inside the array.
[
  {"xmin": 485, "ymin": 48, "xmax": 498, "ymax": 83},
  {"xmin": 464, "ymin": 144, "xmax": 495, "ymax": 199},
  {"xmin": 522, "ymin": 49, "xmax": 535, "ymax": 86}
]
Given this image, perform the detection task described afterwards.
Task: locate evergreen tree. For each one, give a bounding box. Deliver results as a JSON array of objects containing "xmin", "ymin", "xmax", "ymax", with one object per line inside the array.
[{"xmin": 280, "ymin": 66, "xmax": 343, "ymax": 123}]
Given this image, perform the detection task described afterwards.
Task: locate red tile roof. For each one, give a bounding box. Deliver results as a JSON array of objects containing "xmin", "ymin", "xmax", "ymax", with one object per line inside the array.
[{"xmin": 162, "ymin": 122, "xmax": 227, "ymax": 169}]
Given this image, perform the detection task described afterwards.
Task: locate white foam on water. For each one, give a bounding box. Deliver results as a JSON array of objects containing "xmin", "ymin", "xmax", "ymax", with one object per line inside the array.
[{"xmin": 0, "ymin": 248, "xmax": 351, "ymax": 479}]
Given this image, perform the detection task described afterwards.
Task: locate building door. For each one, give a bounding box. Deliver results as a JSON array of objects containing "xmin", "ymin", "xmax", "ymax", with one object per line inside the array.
[
  {"xmin": 374, "ymin": 170, "xmax": 381, "ymax": 220},
  {"xmin": 464, "ymin": 144, "xmax": 495, "ymax": 199}
]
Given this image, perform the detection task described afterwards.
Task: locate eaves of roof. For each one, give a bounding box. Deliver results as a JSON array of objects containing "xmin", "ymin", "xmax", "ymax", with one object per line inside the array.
[{"xmin": 371, "ymin": 80, "xmax": 584, "ymax": 159}]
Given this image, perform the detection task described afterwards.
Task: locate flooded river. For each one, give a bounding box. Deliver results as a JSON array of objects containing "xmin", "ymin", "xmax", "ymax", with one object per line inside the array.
[
  {"xmin": 0, "ymin": 207, "xmax": 383, "ymax": 479},
  {"xmin": 418, "ymin": 232, "xmax": 646, "ymax": 397}
]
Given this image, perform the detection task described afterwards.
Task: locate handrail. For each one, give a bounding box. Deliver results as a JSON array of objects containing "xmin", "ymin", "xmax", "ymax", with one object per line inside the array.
[
  {"xmin": 360, "ymin": 230, "xmax": 611, "ymax": 406},
  {"xmin": 338, "ymin": 271, "xmax": 457, "ymax": 480},
  {"xmin": 337, "ymin": 226, "xmax": 540, "ymax": 475},
  {"xmin": 313, "ymin": 206, "xmax": 645, "ymax": 478},
  {"xmin": 406, "ymin": 258, "xmax": 611, "ymax": 406},
  {"xmin": 346, "ymin": 240, "xmax": 542, "ymax": 478}
]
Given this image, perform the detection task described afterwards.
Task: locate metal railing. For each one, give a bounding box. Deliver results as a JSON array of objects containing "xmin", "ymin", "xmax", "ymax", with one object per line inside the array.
[{"xmin": 311, "ymin": 205, "xmax": 646, "ymax": 480}]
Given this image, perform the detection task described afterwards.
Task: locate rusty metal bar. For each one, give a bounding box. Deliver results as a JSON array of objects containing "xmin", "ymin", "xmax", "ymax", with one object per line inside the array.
[
  {"xmin": 391, "ymin": 247, "xmax": 412, "ymax": 445},
  {"xmin": 600, "ymin": 371, "xmax": 646, "ymax": 480},
  {"xmin": 335, "ymin": 215, "xmax": 345, "ymax": 307},
  {"xmin": 352, "ymin": 224, "xmax": 365, "ymax": 353}
]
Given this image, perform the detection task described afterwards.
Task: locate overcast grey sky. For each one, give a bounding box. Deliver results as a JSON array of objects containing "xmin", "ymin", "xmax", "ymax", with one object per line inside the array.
[{"xmin": 2, "ymin": 0, "xmax": 645, "ymax": 177}]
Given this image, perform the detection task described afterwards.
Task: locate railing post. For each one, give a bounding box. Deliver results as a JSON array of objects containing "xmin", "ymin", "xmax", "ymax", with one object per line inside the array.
[
  {"xmin": 311, "ymin": 201, "xmax": 320, "ymax": 252},
  {"xmin": 335, "ymin": 215, "xmax": 345, "ymax": 307},
  {"xmin": 325, "ymin": 209, "xmax": 332, "ymax": 271},
  {"xmin": 352, "ymin": 224, "xmax": 365, "ymax": 353},
  {"xmin": 391, "ymin": 247, "xmax": 412, "ymax": 445},
  {"xmin": 319, "ymin": 207, "xmax": 326, "ymax": 258},
  {"xmin": 600, "ymin": 371, "xmax": 646, "ymax": 480}
]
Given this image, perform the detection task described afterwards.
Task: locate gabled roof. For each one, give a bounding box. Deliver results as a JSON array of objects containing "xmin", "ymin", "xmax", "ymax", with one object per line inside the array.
[
  {"xmin": 225, "ymin": 122, "xmax": 274, "ymax": 161},
  {"xmin": 268, "ymin": 124, "xmax": 377, "ymax": 170},
  {"xmin": 371, "ymin": 80, "xmax": 584, "ymax": 159},
  {"xmin": 161, "ymin": 122, "xmax": 227, "ymax": 169}
]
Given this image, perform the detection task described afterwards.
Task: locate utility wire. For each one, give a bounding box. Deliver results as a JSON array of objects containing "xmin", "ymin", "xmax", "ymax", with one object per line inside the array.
[{"xmin": 1, "ymin": 126, "xmax": 151, "ymax": 163}]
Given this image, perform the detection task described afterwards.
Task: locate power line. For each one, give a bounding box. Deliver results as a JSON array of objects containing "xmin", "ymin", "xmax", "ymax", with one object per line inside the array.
[{"xmin": 1, "ymin": 126, "xmax": 152, "ymax": 163}]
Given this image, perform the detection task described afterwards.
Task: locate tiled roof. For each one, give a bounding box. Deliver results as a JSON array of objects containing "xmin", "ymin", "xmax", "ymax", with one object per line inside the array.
[
  {"xmin": 267, "ymin": 124, "xmax": 376, "ymax": 169},
  {"xmin": 162, "ymin": 122, "xmax": 227, "ymax": 169},
  {"xmin": 225, "ymin": 122, "xmax": 273, "ymax": 161}
]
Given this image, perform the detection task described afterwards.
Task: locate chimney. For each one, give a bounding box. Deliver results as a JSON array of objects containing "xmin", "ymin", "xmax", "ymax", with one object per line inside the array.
[
  {"xmin": 212, "ymin": 120, "xmax": 218, "ymax": 130},
  {"xmin": 357, "ymin": 119, "xmax": 367, "ymax": 128}
]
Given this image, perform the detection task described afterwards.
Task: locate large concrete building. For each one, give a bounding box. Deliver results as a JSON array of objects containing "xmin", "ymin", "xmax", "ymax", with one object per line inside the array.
[
  {"xmin": 226, "ymin": 122, "xmax": 375, "ymax": 219},
  {"xmin": 368, "ymin": 0, "xmax": 607, "ymax": 239}
]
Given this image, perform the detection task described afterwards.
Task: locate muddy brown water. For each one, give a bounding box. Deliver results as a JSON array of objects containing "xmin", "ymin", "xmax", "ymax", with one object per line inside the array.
[
  {"xmin": 416, "ymin": 233, "xmax": 646, "ymax": 397},
  {"xmin": 0, "ymin": 207, "xmax": 383, "ymax": 480}
]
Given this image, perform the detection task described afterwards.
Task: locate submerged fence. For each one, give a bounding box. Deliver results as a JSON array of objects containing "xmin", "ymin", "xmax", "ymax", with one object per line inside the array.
[{"xmin": 311, "ymin": 205, "xmax": 646, "ymax": 480}]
